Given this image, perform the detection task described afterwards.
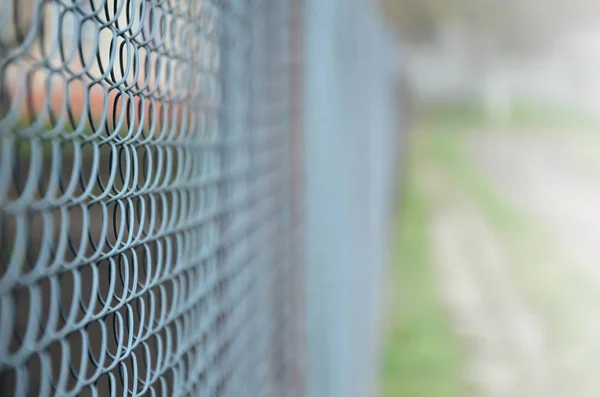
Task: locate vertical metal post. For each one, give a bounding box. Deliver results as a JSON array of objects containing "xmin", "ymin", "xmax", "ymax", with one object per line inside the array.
[{"xmin": 304, "ymin": 1, "xmax": 400, "ymax": 396}]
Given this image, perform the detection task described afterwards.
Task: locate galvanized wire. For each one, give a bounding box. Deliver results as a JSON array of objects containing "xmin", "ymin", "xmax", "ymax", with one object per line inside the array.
[{"xmin": 0, "ymin": 0, "xmax": 302, "ymax": 396}]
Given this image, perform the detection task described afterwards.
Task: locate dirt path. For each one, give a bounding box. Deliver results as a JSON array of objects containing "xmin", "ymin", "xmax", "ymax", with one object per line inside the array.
[
  {"xmin": 470, "ymin": 133, "xmax": 600, "ymax": 283},
  {"xmin": 468, "ymin": 132, "xmax": 600, "ymax": 396},
  {"xmin": 421, "ymin": 168, "xmax": 554, "ymax": 397}
]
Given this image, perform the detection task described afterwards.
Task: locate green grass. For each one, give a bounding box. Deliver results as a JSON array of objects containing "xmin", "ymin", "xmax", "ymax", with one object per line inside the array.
[
  {"xmin": 381, "ymin": 156, "xmax": 464, "ymax": 397},
  {"xmin": 419, "ymin": 101, "xmax": 600, "ymax": 131}
]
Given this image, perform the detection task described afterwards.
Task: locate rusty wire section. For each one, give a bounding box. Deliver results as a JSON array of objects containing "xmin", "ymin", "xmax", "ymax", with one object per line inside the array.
[{"xmin": 0, "ymin": 0, "xmax": 302, "ymax": 396}]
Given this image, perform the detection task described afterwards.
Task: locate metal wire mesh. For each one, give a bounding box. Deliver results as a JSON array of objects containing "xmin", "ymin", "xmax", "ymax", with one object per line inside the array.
[{"xmin": 0, "ymin": 0, "xmax": 302, "ymax": 396}]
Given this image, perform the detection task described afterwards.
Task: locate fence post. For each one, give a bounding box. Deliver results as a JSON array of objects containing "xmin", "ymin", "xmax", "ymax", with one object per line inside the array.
[{"xmin": 303, "ymin": 1, "xmax": 400, "ymax": 396}]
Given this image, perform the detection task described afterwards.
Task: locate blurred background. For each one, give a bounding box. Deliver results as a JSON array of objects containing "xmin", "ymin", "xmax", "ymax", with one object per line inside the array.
[
  {"xmin": 2, "ymin": 0, "xmax": 600, "ymax": 396},
  {"xmin": 380, "ymin": 0, "xmax": 600, "ymax": 396}
]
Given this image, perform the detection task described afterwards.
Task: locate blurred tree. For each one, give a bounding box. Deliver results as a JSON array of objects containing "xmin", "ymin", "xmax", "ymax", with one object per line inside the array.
[
  {"xmin": 381, "ymin": 0, "xmax": 465, "ymax": 44},
  {"xmin": 381, "ymin": 0, "xmax": 600, "ymax": 55},
  {"xmin": 381, "ymin": 0, "xmax": 600, "ymax": 121}
]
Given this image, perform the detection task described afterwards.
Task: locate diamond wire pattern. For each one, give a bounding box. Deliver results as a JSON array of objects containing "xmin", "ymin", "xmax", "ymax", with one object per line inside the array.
[{"xmin": 0, "ymin": 0, "xmax": 301, "ymax": 396}]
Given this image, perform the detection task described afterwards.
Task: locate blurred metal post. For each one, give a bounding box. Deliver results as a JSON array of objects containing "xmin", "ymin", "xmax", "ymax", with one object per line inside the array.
[{"xmin": 303, "ymin": 1, "xmax": 401, "ymax": 397}]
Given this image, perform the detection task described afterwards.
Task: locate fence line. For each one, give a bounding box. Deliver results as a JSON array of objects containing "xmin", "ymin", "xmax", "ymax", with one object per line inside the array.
[{"xmin": 0, "ymin": 0, "xmax": 400, "ymax": 395}]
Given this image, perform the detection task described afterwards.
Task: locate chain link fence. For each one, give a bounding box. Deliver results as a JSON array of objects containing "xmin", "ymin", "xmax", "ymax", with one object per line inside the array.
[
  {"xmin": 0, "ymin": 0, "xmax": 400, "ymax": 396},
  {"xmin": 0, "ymin": 0, "xmax": 304, "ymax": 396}
]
